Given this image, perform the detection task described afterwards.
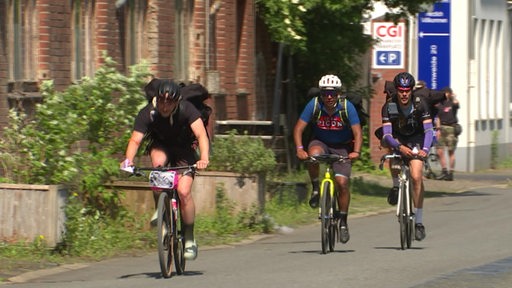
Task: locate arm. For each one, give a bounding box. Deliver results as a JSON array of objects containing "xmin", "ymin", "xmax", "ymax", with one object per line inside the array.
[
  {"xmin": 293, "ymin": 119, "xmax": 309, "ymax": 160},
  {"xmin": 122, "ymin": 131, "xmax": 144, "ymax": 167},
  {"xmin": 190, "ymin": 118, "xmax": 209, "ymax": 169},
  {"xmin": 421, "ymin": 119, "xmax": 434, "ymax": 157}
]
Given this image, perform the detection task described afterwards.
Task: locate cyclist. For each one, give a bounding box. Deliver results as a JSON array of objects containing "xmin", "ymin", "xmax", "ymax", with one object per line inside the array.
[
  {"xmin": 380, "ymin": 72, "xmax": 434, "ymax": 241},
  {"xmin": 293, "ymin": 74, "xmax": 362, "ymax": 244},
  {"xmin": 120, "ymin": 79, "xmax": 209, "ymax": 260}
]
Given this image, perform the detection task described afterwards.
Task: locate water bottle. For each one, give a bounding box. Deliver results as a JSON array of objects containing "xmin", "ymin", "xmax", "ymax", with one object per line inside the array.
[{"xmin": 171, "ymin": 198, "xmax": 177, "ymax": 210}]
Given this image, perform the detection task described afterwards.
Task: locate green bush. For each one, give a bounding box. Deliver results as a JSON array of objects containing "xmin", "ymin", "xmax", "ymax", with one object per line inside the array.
[{"xmin": 209, "ymin": 130, "xmax": 277, "ymax": 174}]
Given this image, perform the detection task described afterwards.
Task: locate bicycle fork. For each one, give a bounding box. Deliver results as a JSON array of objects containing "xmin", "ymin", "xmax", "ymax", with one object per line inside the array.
[{"xmin": 319, "ymin": 169, "xmax": 335, "ymax": 220}]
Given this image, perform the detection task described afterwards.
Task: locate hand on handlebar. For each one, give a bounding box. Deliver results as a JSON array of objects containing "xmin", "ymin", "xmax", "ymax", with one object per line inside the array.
[
  {"xmin": 196, "ymin": 159, "xmax": 209, "ymax": 170},
  {"xmin": 296, "ymin": 149, "xmax": 309, "ymax": 160}
]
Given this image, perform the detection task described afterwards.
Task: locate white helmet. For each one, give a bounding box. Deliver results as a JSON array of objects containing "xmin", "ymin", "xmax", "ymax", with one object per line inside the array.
[{"xmin": 318, "ymin": 74, "xmax": 342, "ymax": 90}]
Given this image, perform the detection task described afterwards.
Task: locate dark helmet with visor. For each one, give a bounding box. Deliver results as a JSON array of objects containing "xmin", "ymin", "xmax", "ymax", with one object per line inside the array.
[
  {"xmin": 393, "ymin": 72, "xmax": 416, "ymax": 91},
  {"xmin": 158, "ymin": 79, "xmax": 181, "ymax": 103}
]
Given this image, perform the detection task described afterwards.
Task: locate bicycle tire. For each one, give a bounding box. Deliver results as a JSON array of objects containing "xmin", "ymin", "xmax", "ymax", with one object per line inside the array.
[
  {"xmin": 406, "ymin": 176, "xmax": 414, "ymax": 249},
  {"xmin": 320, "ymin": 182, "xmax": 331, "ymax": 254},
  {"xmin": 398, "ymin": 180, "xmax": 407, "ymax": 250},
  {"xmin": 173, "ymin": 194, "xmax": 186, "ymax": 274},
  {"xmin": 329, "ymin": 190, "xmax": 339, "ymax": 252},
  {"xmin": 157, "ymin": 192, "xmax": 173, "ymax": 278}
]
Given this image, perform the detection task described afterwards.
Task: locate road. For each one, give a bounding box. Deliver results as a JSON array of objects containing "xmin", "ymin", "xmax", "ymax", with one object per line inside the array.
[{"xmin": 4, "ymin": 175, "xmax": 512, "ymax": 288}]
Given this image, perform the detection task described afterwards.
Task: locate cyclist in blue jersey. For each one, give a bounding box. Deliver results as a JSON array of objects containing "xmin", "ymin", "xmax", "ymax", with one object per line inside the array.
[{"xmin": 293, "ymin": 74, "xmax": 362, "ymax": 244}]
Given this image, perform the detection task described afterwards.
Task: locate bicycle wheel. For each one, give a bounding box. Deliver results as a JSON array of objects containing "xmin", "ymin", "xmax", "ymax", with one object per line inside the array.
[
  {"xmin": 398, "ymin": 181, "xmax": 407, "ymax": 250},
  {"xmin": 425, "ymin": 148, "xmax": 442, "ymax": 179},
  {"xmin": 406, "ymin": 177, "xmax": 414, "ymax": 249},
  {"xmin": 157, "ymin": 192, "xmax": 173, "ymax": 278},
  {"xmin": 173, "ymin": 195, "xmax": 186, "ymax": 274},
  {"xmin": 320, "ymin": 182, "xmax": 331, "ymax": 254},
  {"xmin": 328, "ymin": 191, "xmax": 338, "ymax": 252}
]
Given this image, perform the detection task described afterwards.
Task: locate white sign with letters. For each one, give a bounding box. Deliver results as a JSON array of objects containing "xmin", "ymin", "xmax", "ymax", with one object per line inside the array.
[{"xmin": 372, "ymin": 22, "xmax": 405, "ymax": 69}]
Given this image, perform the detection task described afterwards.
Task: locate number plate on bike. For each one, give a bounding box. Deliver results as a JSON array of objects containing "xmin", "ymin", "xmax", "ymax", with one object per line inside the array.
[{"xmin": 149, "ymin": 170, "xmax": 179, "ymax": 189}]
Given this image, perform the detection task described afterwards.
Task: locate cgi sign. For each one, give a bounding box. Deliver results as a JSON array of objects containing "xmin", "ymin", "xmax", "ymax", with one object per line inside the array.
[{"xmin": 372, "ymin": 22, "xmax": 405, "ymax": 69}]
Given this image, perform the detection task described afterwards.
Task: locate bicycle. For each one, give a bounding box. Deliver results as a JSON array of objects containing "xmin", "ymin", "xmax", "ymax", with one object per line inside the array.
[
  {"xmin": 379, "ymin": 153, "xmax": 415, "ymax": 250},
  {"xmin": 123, "ymin": 164, "xmax": 197, "ymax": 278},
  {"xmin": 307, "ymin": 154, "xmax": 349, "ymax": 254},
  {"xmin": 424, "ymin": 146, "xmax": 442, "ymax": 180}
]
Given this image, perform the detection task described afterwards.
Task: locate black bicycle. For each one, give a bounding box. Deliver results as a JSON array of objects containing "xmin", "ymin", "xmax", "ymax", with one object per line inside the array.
[
  {"xmin": 380, "ymin": 153, "xmax": 414, "ymax": 249},
  {"xmin": 125, "ymin": 164, "xmax": 196, "ymax": 278},
  {"xmin": 307, "ymin": 154, "xmax": 349, "ymax": 254}
]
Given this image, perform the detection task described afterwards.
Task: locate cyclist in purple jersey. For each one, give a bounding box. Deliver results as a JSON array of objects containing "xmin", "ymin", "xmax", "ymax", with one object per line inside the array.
[
  {"xmin": 381, "ymin": 72, "xmax": 434, "ymax": 241},
  {"xmin": 293, "ymin": 74, "xmax": 362, "ymax": 244}
]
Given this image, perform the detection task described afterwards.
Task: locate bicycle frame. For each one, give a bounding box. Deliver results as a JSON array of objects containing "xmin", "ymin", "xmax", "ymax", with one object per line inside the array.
[{"xmin": 319, "ymin": 166, "xmax": 336, "ymax": 219}]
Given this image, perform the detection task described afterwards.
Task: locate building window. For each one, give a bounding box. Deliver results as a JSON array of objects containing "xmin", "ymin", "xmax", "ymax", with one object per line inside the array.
[
  {"xmin": 72, "ymin": 0, "xmax": 95, "ymax": 82},
  {"xmin": 7, "ymin": 0, "xmax": 37, "ymax": 83},
  {"xmin": 117, "ymin": 0, "xmax": 147, "ymax": 70},
  {"xmin": 174, "ymin": 0, "xmax": 190, "ymax": 82}
]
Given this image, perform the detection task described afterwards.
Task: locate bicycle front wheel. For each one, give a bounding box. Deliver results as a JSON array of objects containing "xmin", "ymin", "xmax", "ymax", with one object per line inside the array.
[
  {"xmin": 157, "ymin": 192, "xmax": 173, "ymax": 278},
  {"xmin": 173, "ymin": 196, "xmax": 186, "ymax": 274},
  {"xmin": 320, "ymin": 182, "xmax": 331, "ymax": 254},
  {"xmin": 398, "ymin": 182, "xmax": 407, "ymax": 250},
  {"xmin": 406, "ymin": 177, "xmax": 414, "ymax": 249}
]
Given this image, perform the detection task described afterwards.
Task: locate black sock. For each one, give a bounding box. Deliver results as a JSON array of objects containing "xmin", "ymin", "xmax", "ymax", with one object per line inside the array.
[
  {"xmin": 312, "ymin": 179, "xmax": 319, "ymax": 193},
  {"xmin": 339, "ymin": 212, "xmax": 348, "ymax": 226},
  {"xmin": 183, "ymin": 223, "xmax": 195, "ymax": 242}
]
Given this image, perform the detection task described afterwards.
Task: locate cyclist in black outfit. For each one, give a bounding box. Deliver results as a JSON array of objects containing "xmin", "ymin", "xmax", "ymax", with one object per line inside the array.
[
  {"xmin": 121, "ymin": 79, "xmax": 209, "ymax": 260},
  {"xmin": 380, "ymin": 72, "xmax": 435, "ymax": 241}
]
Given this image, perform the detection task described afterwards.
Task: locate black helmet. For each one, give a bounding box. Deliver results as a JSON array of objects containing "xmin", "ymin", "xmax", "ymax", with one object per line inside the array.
[
  {"xmin": 158, "ymin": 79, "xmax": 181, "ymax": 102},
  {"xmin": 393, "ymin": 72, "xmax": 415, "ymax": 90}
]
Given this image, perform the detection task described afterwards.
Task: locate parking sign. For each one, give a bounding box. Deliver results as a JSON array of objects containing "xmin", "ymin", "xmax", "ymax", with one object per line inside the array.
[{"xmin": 372, "ymin": 22, "xmax": 405, "ymax": 69}]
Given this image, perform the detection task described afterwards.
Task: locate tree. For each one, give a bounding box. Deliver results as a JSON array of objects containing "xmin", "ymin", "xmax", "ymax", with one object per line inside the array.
[{"xmin": 256, "ymin": 0, "xmax": 439, "ymax": 93}]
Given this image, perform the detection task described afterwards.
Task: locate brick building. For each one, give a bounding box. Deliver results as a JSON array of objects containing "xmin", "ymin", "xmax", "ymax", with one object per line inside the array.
[{"xmin": 0, "ymin": 0, "xmax": 278, "ymax": 134}]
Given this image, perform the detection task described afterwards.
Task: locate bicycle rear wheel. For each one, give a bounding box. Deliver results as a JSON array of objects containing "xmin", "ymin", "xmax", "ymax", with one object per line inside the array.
[
  {"xmin": 173, "ymin": 195, "xmax": 186, "ymax": 274},
  {"xmin": 157, "ymin": 192, "xmax": 173, "ymax": 278},
  {"xmin": 320, "ymin": 182, "xmax": 331, "ymax": 254}
]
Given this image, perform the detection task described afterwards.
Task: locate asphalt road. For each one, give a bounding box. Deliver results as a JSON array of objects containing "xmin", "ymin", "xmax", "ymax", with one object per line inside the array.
[{"xmin": 3, "ymin": 171, "xmax": 512, "ymax": 288}]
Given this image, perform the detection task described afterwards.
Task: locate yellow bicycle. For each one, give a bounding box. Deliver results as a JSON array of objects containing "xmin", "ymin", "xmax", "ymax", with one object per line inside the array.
[{"xmin": 308, "ymin": 154, "xmax": 349, "ymax": 254}]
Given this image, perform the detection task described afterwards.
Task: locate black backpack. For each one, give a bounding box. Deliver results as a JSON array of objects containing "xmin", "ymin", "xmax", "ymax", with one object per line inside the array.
[
  {"xmin": 144, "ymin": 79, "xmax": 212, "ymax": 139},
  {"xmin": 311, "ymin": 92, "xmax": 368, "ymax": 127}
]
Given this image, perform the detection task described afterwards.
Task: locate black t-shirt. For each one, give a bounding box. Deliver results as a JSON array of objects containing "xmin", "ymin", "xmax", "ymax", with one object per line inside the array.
[
  {"xmin": 381, "ymin": 95, "xmax": 431, "ymax": 137},
  {"xmin": 133, "ymin": 100, "xmax": 201, "ymax": 147},
  {"xmin": 435, "ymin": 99, "xmax": 459, "ymax": 125}
]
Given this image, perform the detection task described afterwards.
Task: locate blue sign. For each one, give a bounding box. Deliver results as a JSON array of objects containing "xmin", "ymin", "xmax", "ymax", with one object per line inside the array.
[
  {"xmin": 417, "ymin": 0, "xmax": 450, "ymax": 90},
  {"xmin": 376, "ymin": 51, "xmax": 402, "ymax": 66}
]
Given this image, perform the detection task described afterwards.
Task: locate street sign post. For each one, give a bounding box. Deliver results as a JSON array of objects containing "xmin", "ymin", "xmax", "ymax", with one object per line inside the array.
[{"xmin": 417, "ymin": 0, "xmax": 451, "ymax": 90}]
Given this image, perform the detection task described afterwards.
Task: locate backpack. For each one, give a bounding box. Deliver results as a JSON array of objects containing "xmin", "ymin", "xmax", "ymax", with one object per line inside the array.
[
  {"xmin": 311, "ymin": 92, "xmax": 368, "ymax": 127},
  {"xmin": 144, "ymin": 79, "xmax": 212, "ymax": 139}
]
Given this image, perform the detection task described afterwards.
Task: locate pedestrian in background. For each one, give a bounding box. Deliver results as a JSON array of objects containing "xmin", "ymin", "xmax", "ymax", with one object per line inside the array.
[{"xmin": 434, "ymin": 87, "xmax": 460, "ymax": 181}]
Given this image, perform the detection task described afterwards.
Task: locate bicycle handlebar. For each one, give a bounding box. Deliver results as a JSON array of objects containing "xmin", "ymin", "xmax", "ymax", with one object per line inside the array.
[
  {"xmin": 122, "ymin": 164, "xmax": 197, "ymax": 177},
  {"xmin": 306, "ymin": 154, "xmax": 350, "ymax": 164}
]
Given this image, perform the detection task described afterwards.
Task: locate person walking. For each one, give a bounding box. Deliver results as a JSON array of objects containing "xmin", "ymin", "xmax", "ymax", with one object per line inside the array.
[{"xmin": 434, "ymin": 87, "xmax": 460, "ymax": 181}]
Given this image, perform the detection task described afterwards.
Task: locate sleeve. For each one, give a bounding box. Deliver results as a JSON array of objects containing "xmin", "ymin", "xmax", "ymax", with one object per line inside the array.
[
  {"xmin": 346, "ymin": 101, "xmax": 360, "ymax": 126},
  {"xmin": 133, "ymin": 105, "xmax": 152, "ymax": 134},
  {"xmin": 182, "ymin": 101, "xmax": 202, "ymax": 125},
  {"xmin": 299, "ymin": 98, "xmax": 316, "ymax": 123},
  {"xmin": 381, "ymin": 102, "xmax": 391, "ymax": 123}
]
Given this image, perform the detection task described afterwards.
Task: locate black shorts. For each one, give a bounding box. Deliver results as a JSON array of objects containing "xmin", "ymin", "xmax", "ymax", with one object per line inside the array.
[{"xmin": 147, "ymin": 140, "xmax": 198, "ymax": 168}]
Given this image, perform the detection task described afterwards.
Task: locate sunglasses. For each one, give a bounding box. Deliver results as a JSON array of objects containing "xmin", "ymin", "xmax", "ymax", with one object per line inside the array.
[
  {"xmin": 321, "ymin": 90, "xmax": 338, "ymax": 97},
  {"xmin": 397, "ymin": 87, "xmax": 412, "ymax": 93}
]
